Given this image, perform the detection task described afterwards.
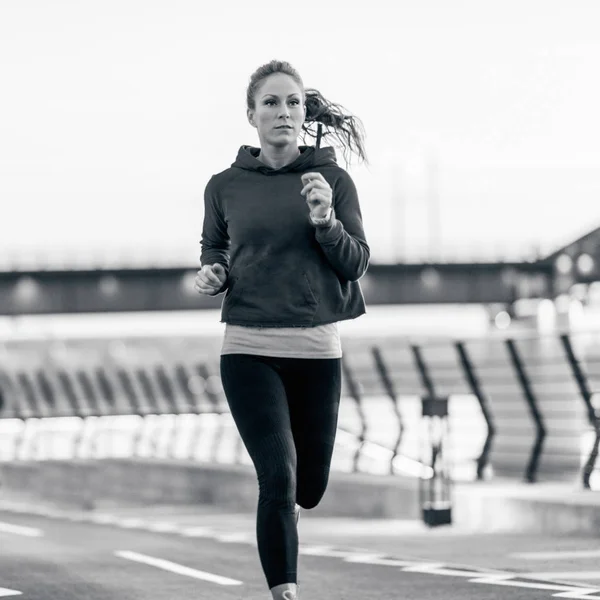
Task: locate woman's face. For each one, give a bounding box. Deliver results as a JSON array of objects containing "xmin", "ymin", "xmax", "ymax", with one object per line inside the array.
[{"xmin": 248, "ymin": 73, "xmax": 306, "ymax": 149}]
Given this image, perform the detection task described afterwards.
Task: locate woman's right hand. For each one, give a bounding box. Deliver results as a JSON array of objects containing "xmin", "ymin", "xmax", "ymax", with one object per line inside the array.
[{"xmin": 195, "ymin": 263, "xmax": 227, "ymax": 296}]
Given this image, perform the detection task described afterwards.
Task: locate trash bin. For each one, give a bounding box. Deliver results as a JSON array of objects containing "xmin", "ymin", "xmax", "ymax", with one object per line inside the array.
[{"xmin": 419, "ymin": 396, "xmax": 452, "ymax": 526}]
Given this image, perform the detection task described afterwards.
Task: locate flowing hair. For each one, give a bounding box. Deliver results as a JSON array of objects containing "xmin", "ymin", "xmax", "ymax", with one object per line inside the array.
[{"xmin": 246, "ymin": 60, "xmax": 368, "ymax": 165}]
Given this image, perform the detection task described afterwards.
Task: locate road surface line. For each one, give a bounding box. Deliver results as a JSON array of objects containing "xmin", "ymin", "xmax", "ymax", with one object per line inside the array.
[
  {"xmin": 145, "ymin": 521, "xmax": 179, "ymax": 532},
  {"xmin": 0, "ymin": 589, "xmax": 22, "ymax": 597},
  {"xmin": 344, "ymin": 554, "xmax": 426, "ymax": 568},
  {"xmin": 298, "ymin": 545, "xmax": 354, "ymax": 558},
  {"xmin": 525, "ymin": 573, "xmax": 600, "ymax": 581},
  {"xmin": 0, "ymin": 521, "xmax": 43, "ymax": 537},
  {"xmin": 344, "ymin": 553, "xmax": 411, "ymax": 566},
  {"xmin": 179, "ymin": 526, "xmax": 215, "ymax": 537},
  {"xmin": 554, "ymin": 590, "xmax": 600, "ymax": 599},
  {"xmin": 116, "ymin": 518, "xmax": 148, "ymax": 529},
  {"xmin": 511, "ymin": 550, "xmax": 600, "ymax": 560},
  {"xmin": 115, "ymin": 550, "xmax": 243, "ymax": 586},
  {"xmin": 214, "ymin": 532, "xmax": 253, "ymax": 543},
  {"xmin": 471, "ymin": 575, "xmax": 600, "ymax": 599},
  {"xmin": 402, "ymin": 562, "xmax": 448, "ymax": 572}
]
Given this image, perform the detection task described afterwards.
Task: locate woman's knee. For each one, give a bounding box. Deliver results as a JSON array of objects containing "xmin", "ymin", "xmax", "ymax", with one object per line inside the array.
[
  {"xmin": 257, "ymin": 459, "xmax": 297, "ymax": 504},
  {"xmin": 296, "ymin": 493, "xmax": 323, "ymax": 510},
  {"xmin": 296, "ymin": 470, "xmax": 330, "ymax": 509}
]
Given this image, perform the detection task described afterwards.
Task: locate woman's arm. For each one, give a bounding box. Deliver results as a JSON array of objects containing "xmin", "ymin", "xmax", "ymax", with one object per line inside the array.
[
  {"xmin": 311, "ymin": 170, "xmax": 370, "ymax": 282},
  {"xmin": 199, "ymin": 176, "xmax": 230, "ymax": 294}
]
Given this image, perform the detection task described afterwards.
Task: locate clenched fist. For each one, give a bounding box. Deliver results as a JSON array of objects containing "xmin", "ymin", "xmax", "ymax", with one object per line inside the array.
[
  {"xmin": 300, "ymin": 172, "xmax": 332, "ymax": 219},
  {"xmin": 194, "ymin": 263, "xmax": 227, "ymax": 296}
]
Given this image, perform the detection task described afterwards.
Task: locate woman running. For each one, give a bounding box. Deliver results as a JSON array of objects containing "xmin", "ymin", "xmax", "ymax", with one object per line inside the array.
[{"xmin": 195, "ymin": 59, "xmax": 369, "ymax": 600}]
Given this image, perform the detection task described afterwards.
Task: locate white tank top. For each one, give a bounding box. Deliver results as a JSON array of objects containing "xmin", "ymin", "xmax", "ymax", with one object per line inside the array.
[{"xmin": 220, "ymin": 322, "xmax": 342, "ymax": 359}]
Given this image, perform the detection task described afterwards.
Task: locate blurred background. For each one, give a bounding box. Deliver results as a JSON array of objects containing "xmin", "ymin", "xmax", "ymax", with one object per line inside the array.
[
  {"xmin": 2, "ymin": 0, "xmax": 600, "ymax": 266},
  {"xmin": 1, "ymin": 0, "xmax": 599, "ymax": 493},
  {"xmin": 3, "ymin": 5, "xmax": 600, "ymax": 598}
]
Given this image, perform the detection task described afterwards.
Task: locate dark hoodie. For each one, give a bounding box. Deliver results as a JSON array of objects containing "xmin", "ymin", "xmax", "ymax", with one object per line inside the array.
[{"xmin": 200, "ymin": 145, "xmax": 370, "ymax": 327}]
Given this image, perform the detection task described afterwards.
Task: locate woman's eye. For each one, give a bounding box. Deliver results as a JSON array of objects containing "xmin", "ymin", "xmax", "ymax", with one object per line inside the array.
[{"xmin": 264, "ymin": 99, "xmax": 300, "ymax": 106}]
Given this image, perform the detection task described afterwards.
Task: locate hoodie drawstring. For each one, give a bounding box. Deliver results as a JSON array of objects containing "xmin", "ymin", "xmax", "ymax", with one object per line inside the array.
[{"xmin": 316, "ymin": 123, "xmax": 323, "ymax": 149}]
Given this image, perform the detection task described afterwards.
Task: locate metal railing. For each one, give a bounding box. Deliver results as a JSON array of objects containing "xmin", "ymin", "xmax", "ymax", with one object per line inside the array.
[
  {"xmin": 337, "ymin": 330, "xmax": 600, "ymax": 486},
  {"xmin": 1, "ymin": 330, "xmax": 599, "ymax": 488}
]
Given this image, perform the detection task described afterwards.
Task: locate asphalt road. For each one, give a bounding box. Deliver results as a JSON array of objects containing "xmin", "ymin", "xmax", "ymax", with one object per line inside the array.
[{"xmin": 1, "ymin": 501, "xmax": 600, "ymax": 600}]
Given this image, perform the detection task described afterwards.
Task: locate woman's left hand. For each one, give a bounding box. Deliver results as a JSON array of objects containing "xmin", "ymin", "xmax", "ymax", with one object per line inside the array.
[{"xmin": 301, "ymin": 172, "xmax": 332, "ymax": 219}]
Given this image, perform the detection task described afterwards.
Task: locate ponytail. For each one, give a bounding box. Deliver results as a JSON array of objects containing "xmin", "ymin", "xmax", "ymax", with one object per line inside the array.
[{"xmin": 302, "ymin": 88, "xmax": 368, "ymax": 165}]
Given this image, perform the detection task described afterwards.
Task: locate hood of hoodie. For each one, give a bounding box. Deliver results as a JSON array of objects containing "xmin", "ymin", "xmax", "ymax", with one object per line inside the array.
[{"xmin": 231, "ymin": 145, "xmax": 337, "ymax": 175}]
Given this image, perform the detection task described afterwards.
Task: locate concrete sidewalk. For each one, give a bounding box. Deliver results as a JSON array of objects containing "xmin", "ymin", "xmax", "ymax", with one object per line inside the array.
[{"xmin": 0, "ymin": 459, "xmax": 598, "ymax": 535}]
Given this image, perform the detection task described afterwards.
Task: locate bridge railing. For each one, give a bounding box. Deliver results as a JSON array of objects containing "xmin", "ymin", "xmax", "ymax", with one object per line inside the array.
[
  {"xmin": 0, "ymin": 330, "xmax": 599, "ymax": 488},
  {"xmin": 338, "ymin": 330, "xmax": 600, "ymax": 487}
]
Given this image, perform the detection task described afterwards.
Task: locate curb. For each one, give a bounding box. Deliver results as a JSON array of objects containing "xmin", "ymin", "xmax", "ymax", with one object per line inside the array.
[
  {"xmin": 0, "ymin": 459, "xmax": 421, "ymax": 518},
  {"xmin": 1, "ymin": 460, "xmax": 598, "ymax": 534},
  {"xmin": 452, "ymin": 480, "xmax": 600, "ymax": 535}
]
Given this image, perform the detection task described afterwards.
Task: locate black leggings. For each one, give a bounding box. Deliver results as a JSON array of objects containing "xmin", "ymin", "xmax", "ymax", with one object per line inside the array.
[{"xmin": 219, "ymin": 353, "xmax": 342, "ymax": 589}]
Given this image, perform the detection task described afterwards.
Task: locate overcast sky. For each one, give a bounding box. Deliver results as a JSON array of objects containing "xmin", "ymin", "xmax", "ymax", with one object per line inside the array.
[{"xmin": 1, "ymin": 0, "xmax": 599, "ymax": 267}]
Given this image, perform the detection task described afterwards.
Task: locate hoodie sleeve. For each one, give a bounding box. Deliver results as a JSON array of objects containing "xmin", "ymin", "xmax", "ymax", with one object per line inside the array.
[
  {"xmin": 312, "ymin": 170, "xmax": 370, "ymax": 282},
  {"xmin": 199, "ymin": 175, "xmax": 230, "ymax": 294}
]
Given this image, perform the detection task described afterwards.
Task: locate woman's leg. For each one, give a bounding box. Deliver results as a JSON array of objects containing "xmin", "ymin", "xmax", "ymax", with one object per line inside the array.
[
  {"xmin": 219, "ymin": 354, "xmax": 299, "ymax": 591},
  {"xmin": 283, "ymin": 358, "xmax": 342, "ymax": 510}
]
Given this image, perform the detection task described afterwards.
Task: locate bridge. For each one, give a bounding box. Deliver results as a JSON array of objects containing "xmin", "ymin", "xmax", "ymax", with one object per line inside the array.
[{"xmin": 0, "ymin": 226, "xmax": 598, "ymax": 316}]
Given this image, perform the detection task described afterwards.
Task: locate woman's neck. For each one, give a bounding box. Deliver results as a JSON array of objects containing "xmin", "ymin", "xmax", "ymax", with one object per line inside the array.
[{"xmin": 257, "ymin": 145, "xmax": 301, "ymax": 169}]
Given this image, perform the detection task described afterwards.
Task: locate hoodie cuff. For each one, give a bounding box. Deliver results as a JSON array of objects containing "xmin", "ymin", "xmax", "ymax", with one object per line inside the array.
[
  {"xmin": 310, "ymin": 206, "xmax": 334, "ymax": 227},
  {"xmin": 313, "ymin": 209, "xmax": 343, "ymax": 244}
]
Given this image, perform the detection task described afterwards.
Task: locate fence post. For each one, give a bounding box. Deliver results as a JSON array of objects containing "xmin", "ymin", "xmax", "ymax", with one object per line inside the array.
[
  {"xmin": 420, "ymin": 395, "xmax": 452, "ymax": 527},
  {"xmin": 505, "ymin": 339, "xmax": 546, "ymax": 483},
  {"xmin": 559, "ymin": 334, "xmax": 600, "ymax": 489},
  {"xmin": 454, "ymin": 341, "xmax": 496, "ymax": 480},
  {"xmin": 0, "ymin": 369, "xmax": 24, "ymax": 459},
  {"xmin": 371, "ymin": 346, "xmax": 404, "ymax": 475},
  {"xmin": 341, "ymin": 355, "xmax": 367, "ymax": 473},
  {"xmin": 410, "ymin": 344, "xmax": 436, "ymax": 398}
]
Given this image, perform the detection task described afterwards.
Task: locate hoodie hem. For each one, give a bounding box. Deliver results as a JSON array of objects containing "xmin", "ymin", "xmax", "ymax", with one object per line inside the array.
[{"xmin": 220, "ymin": 310, "xmax": 365, "ymax": 329}]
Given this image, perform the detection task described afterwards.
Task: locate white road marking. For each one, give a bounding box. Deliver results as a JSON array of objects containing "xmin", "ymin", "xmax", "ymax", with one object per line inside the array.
[
  {"xmin": 402, "ymin": 562, "xmax": 448, "ymax": 572},
  {"xmin": 117, "ymin": 518, "xmax": 148, "ymax": 529},
  {"xmin": 0, "ymin": 521, "xmax": 43, "ymax": 537},
  {"xmin": 512, "ymin": 550, "xmax": 600, "ymax": 560},
  {"xmin": 214, "ymin": 532, "xmax": 253, "ymax": 543},
  {"xmin": 5, "ymin": 504, "xmax": 600, "ymax": 599},
  {"xmin": 179, "ymin": 526, "xmax": 215, "ymax": 537},
  {"xmin": 554, "ymin": 590, "xmax": 600, "ymax": 599},
  {"xmin": 286, "ymin": 543, "xmax": 600, "ymax": 598},
  {"xmin": 115, "ymin": 550, "xmax": 243, "ymax": 586},
  {"xmin": 417, "ymin": 566, "xmax": 495, "ymax": 578},
  {"xmin": 145, "ymin": 521, "xmax": 179, "ymax": 533},
  {"xmin": 470, "ymin": 574, "xmax": 600, "ymax": 599},
  {"xmin": 343, "ymin": 553, "xmax": 418, "ymax": 567},
  {"xmin": 298, "ymin": 544, "xmax": 354, "ymax": 558},
  {"xmin": 525, "ymin": 573, "xmax": 600, "ymax": 581},
  {"xmin": 0, "ymin": 588, "xmax": 22, "ymax": 597}
]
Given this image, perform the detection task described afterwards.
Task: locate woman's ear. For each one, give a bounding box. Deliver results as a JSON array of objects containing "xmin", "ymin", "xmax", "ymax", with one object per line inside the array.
[{"xmin": 247, "ymin": 108, "xmax": 256, "ymax": 128}]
